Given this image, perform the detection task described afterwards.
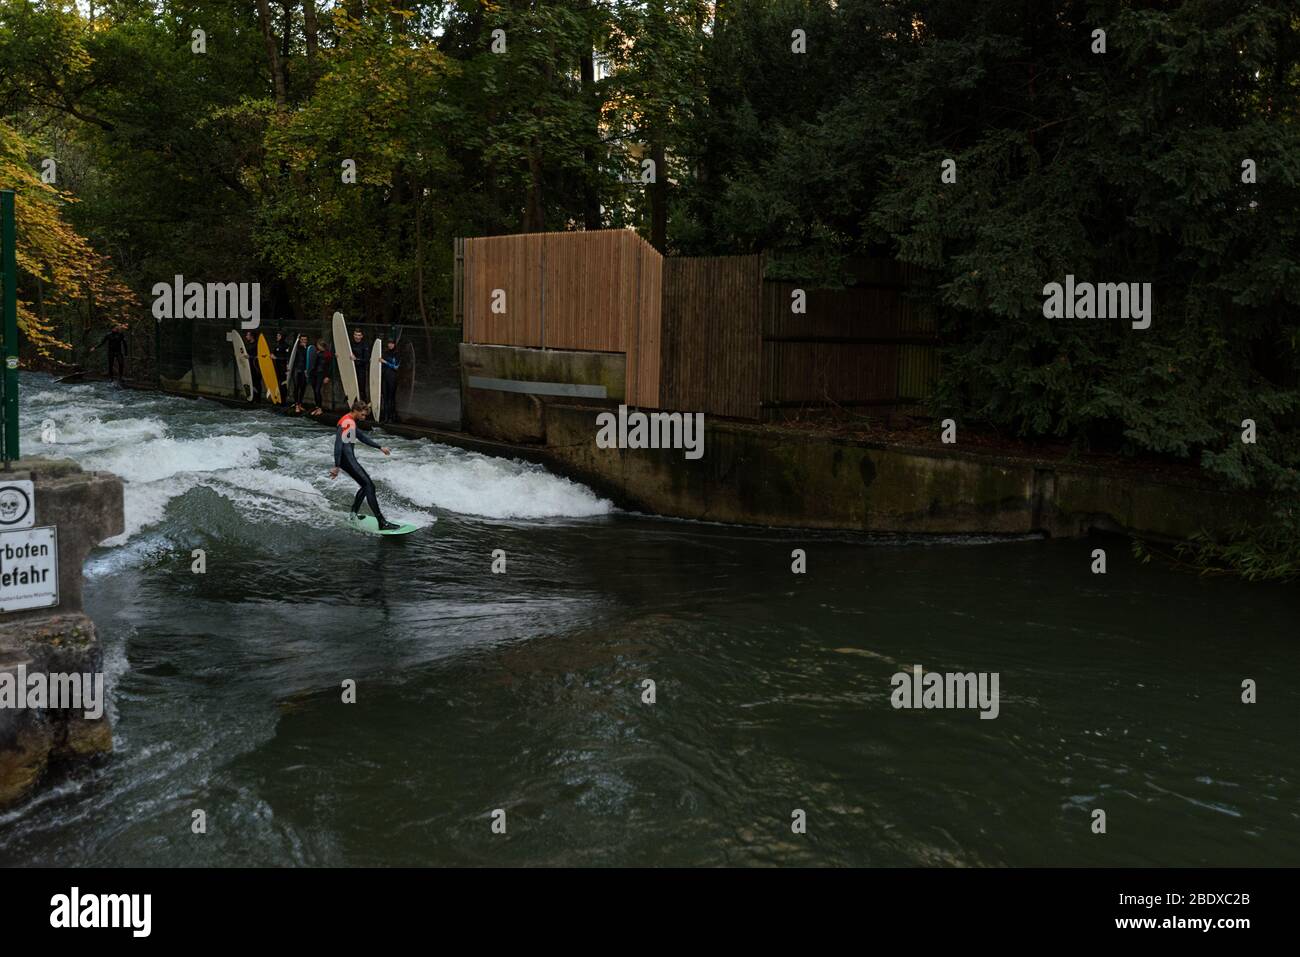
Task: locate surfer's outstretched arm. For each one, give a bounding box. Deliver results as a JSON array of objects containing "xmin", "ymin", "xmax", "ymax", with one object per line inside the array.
[{"xmin": 355, "ymin": 428, "xmax": 384, "ymax": 450}]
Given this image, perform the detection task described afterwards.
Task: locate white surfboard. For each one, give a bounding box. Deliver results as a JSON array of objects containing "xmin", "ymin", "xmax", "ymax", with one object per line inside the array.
[
  {"xmin": 369, "ymin": 339, "xmax": 383, "ymax": 420},
  {"xmin": 226, "ymin": 331, "xmax": 253, "ymax": 401},
  {"xmin": 332, "ymin": 311, "xmax": 360, "ymax": 405}
]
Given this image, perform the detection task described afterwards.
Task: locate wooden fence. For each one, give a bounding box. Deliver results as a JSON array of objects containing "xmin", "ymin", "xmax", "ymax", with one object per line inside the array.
[
  {"xmin": 461, "ymin": 230, "xmax": 663, "ymax": 406},
  {"xmin": 660, "ymin": 255, "xmax": 764, "ymax": 419},
  {"xmin": 460, "ymin": 231, "xmax": 936, "ymax": 420},
  {"xmin": 760, "ymin": 257, "xmax": 938, "ymax": 411}
]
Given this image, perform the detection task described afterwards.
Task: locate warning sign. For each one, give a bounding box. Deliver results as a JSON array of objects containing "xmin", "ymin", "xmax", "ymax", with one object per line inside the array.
[
  {"xmin": 0, "ymin": 526, "xmax": 59, "ymax": 612},
  {"xmin": 0, "ymin": 480, "xmax": 35, "ymax": 530}
]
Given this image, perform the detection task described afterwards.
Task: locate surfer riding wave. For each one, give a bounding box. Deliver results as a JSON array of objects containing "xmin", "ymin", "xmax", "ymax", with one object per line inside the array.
[{"xmin": 330, "ymin": 400, "xmax": 400, "ymax": 531}]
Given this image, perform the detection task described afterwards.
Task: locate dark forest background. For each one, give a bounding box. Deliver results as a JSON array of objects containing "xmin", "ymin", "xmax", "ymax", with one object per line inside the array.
[{"xmin": 2, "ymin": 0, "xmax": 1298, "ymax": 575}]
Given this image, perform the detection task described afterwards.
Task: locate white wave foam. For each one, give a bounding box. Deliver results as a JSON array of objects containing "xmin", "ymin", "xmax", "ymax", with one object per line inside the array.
[
  {"xmin": 379, "ymin": 454, "xmax": 611, "ymax": 519},
  {"xmin": 23, "ymin": 374, "xmax": 612, "ymax": 544},
  {"xmin": 106, "ymin": 475, "xmax": 205, "ymax": 544},
  {"xmin": 85, "ymin": 434, "xmax": 271, "ymax": 484}
]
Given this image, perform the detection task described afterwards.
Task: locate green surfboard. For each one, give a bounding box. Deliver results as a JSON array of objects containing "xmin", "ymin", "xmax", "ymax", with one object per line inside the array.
[{"xmin": 349, "ymin": 514, "xmax": 418, "ymax": 536}]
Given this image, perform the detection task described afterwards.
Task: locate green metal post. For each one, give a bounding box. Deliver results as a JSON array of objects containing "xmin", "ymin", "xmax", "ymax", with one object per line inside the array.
[{"xmin": 1, "ymin": 189, "xmax": 18, "ymax": 464}]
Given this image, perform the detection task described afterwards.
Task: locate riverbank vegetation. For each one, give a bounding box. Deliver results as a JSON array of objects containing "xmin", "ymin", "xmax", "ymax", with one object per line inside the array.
[{"xmin": 0, "ymin": 0, "xmax": 1296, "ymax": 577}]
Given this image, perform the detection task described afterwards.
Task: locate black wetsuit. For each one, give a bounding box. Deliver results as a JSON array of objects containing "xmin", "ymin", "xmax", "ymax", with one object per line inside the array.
[
  {"xmin": 335, "ymin": 413, "xmax": 386, "ymax": 522},
  {"xmin": 273, "ymin": 337, "xmax": 292, "ymax": 404},
  {"xmin": 310, "ymin": 346, "xmax": 334, "ymax": 409},
  {"xmin": 288, "ymin": 343, "xmax": 308, "ymax": 405},
  {"xmin": 244, "ymin": 334, "xmax": 262, "ymax": 399},
  {"xmin": 99, "ymin": 330, "xmax": 128, "ymax": 379},
  {"xmin": 350, "ymin": 338, "xmax": 368, "ymax": 401},
  {"xmin": 380, "ymin": 348, "xmax": 399, "ymax": 423}
]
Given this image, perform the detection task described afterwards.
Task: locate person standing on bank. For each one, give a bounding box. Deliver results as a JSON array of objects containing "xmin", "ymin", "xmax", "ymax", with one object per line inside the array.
[
  {"xmin": 380, "ymin": 339, "xmax": 400, "ymax": 423},
  {"xmin": 288, "ymin": 334, "xmax": 310, "ymax": 414},
  {"xmin": 350, "ymin": 327, "xmax": 368, "ymax": 401},
  {"xmin": 243, "ymin": 330, "xmax": 262, "ymax": 402},
  {"xmin": 308, "ymin": 338, "xmax": 334, "ymax": 417},
  {"xmin": 273, "ymin": 331, "xmax": 291, "ymax": 406}
]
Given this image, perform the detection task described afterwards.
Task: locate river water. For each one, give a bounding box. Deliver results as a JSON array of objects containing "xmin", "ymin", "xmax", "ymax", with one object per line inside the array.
[{"xmin": 1, "ymin": 375, "xmax": 1296, "ymax": 866}]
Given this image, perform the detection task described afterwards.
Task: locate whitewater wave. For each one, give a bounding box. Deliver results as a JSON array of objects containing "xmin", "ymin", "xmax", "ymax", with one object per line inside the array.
[
  {"xmin": 22, "ymin": 374, "xmax": 613, "ymax": 545},
  {"xmin": 380, "ymin": 453, "xmax": 611, "ymax": 519}
]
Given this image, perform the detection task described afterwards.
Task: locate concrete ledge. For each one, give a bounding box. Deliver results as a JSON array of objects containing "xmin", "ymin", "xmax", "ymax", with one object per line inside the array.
[
  {"xmin": 459, "ymin": 343, "xmax": 624, "ymax": 443},
  {"xmin": 536, "ymin": 405, "xmax": 1265, "ymax": 540}
]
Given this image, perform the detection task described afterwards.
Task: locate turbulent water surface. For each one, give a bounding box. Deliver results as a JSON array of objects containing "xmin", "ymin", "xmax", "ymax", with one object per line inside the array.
[{"xmin": 1, "ymin": 374, "xmax": 1297, "ymax": 866}]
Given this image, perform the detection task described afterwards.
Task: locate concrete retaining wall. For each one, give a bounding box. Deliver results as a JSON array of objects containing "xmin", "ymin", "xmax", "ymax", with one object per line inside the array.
[
  {"xmin": 459, "ymin": 343, "xmax": 623, "ymax": 444},
  {"xmin": 531, "ymin": 405, "xmax": 1264, "ymax": 540}
]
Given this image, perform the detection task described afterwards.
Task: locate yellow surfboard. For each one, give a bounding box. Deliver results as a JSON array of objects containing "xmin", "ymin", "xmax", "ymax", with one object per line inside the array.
[{"xmin": 256, "ymin": 333, "xmax": 282, "ymax": 404}]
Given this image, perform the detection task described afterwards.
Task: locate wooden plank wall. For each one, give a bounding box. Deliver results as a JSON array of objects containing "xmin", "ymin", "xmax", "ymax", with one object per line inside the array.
[
  {"xmin": 543, "ymin": 230, "xmax": 630, "ymax": 352},
  {"xmin": 462, "ymin": 229, "xmax": 647, "ymax": 352},
  {"xmin": 461, "ymin": 230, "xmax": 664, "ymax": 406},
  {"xmin": 460, "ymin": 233, "xmax": 933, "ymax": 419},
  {"xmin": 462, "ymin": 232, "xmax": 545, "ymax": 347},
  {"xmin": 659, "ymin": 254, "xmax": 764, "ymax": 420},
  {"xmin": 761, "ymin": 258, "xmax": 937, "ymax": 409},
  {"xmin": 627, "ymin": 235, "xmax": 664, "ymax": 408}
]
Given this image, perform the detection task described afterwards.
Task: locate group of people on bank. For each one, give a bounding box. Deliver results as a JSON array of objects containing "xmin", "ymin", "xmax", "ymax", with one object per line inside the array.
[{"xmin": 239, "ymin": 327, "xmax": 402, "ymax": 423}]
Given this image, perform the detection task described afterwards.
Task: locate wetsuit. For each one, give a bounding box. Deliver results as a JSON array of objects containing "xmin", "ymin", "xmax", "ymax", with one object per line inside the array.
[
  {"xmin": 273, "ymin": 337, "xmax": 292, "ymax": 404},
  {"xmin": 350, "ymin": 338, "xmax": 368, "ymax": 401},
  {"xmin": 98, "ymin": 330, "xmax": 128, "ymax": 379},
  {"xmin": 380, "ymin": 348, "xmax": 399, "ymax": 423},
  {"xmin": 244, "ymin": 334, "xmax": 262, "ymax": 399},
  {"xmin": 288, "ymin": 343, "xmax": 308, "ymax": 405},
  {"xmin": 335, "ymin": 412, "xmax": 387, "ymax": 522},
  {"xmin": 309, "ymin": 346, "xmax": 333, "ymax": 408}
]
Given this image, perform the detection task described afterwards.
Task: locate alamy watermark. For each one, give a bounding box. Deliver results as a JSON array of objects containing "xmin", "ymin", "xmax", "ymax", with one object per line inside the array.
[
  {"xmin": 151, "ymin": 275, "xmax": 261, "ymax": 328},
  {"xmin": 0, "ymin": 664, "xmax": 104, "ymax": 719},
  {"xmin": 595, "ymin": 405, "xmax": 705, "ymax": 460},
  {"xmin": 890, "ymin": 665, "xmax": 999, "ymax": 719},
  {"xmin": 50, "ymin": 887, "xmax": 151, "ymax": 937},
  {"xmin": 1042, "ymin": 275, "xmax": 1151, "ymax": 330}
]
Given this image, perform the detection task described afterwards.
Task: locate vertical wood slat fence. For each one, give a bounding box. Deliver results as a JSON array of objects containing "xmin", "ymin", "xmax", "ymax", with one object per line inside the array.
[
  {"xmin": 760, "ymin": 258, "xmax": 937, "ymax": 410},
  {"xmin": 461, "ymin": 231, "xmax": 936, "ymax": 421},
  {"xmin": 659, "ymin": 254, "xmax": 764, "ymax": 420},
  {"xmin": 462, "ymin": 230, "xmax": 663, "ymax": 407}
]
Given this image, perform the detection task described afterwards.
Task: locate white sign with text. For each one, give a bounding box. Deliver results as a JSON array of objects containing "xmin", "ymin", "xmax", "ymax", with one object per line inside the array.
[{"xmin": 0, "ymin": 526, "xmax": 59, "ymax": 612}]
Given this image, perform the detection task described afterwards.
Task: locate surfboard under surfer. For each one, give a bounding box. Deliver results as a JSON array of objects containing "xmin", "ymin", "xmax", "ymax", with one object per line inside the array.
[{"xmin": 329, "ymin": 400, "xmax": 401, "ymax": 531}]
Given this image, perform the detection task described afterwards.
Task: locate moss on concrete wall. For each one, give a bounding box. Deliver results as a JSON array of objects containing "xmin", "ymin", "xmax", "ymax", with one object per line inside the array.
[{"xmin": 533, "ymin": 405, "xmax": 1263, "ymax": 540}]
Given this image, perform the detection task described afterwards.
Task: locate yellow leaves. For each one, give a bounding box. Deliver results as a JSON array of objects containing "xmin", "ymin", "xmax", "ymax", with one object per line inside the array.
[{"xmin": 0, "ymin": 121, "xmax": 139, "ymax": 357}]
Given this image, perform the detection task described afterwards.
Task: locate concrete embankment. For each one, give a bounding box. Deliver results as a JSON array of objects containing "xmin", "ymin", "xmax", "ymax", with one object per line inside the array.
[
  {"xmin": 452, "ymin": 340, "xmax": 1263, "ymax": 540},
  {"xmin": 348, "ymin": 403, "xmax": 1263, "ymax": 543},
  {"xmin": 530, "ymin": 405, "xmax": 1263, "ymax": 541}
]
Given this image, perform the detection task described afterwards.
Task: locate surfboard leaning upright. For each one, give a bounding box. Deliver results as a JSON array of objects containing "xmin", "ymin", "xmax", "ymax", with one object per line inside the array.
[
  {"xmin": 369, "ymin": 339, "xmax": 383, "ymax": 420},
  {"xmin": 226, "ymin": 331, "xmax": 254, "ymax": 401},
  {"xmin": 332, "ymin": 312, "xmax": 360, "ymax": 405},
  {"xmin": 256, "ymin": 333, "xmax": 282, "ymax": 404}
]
